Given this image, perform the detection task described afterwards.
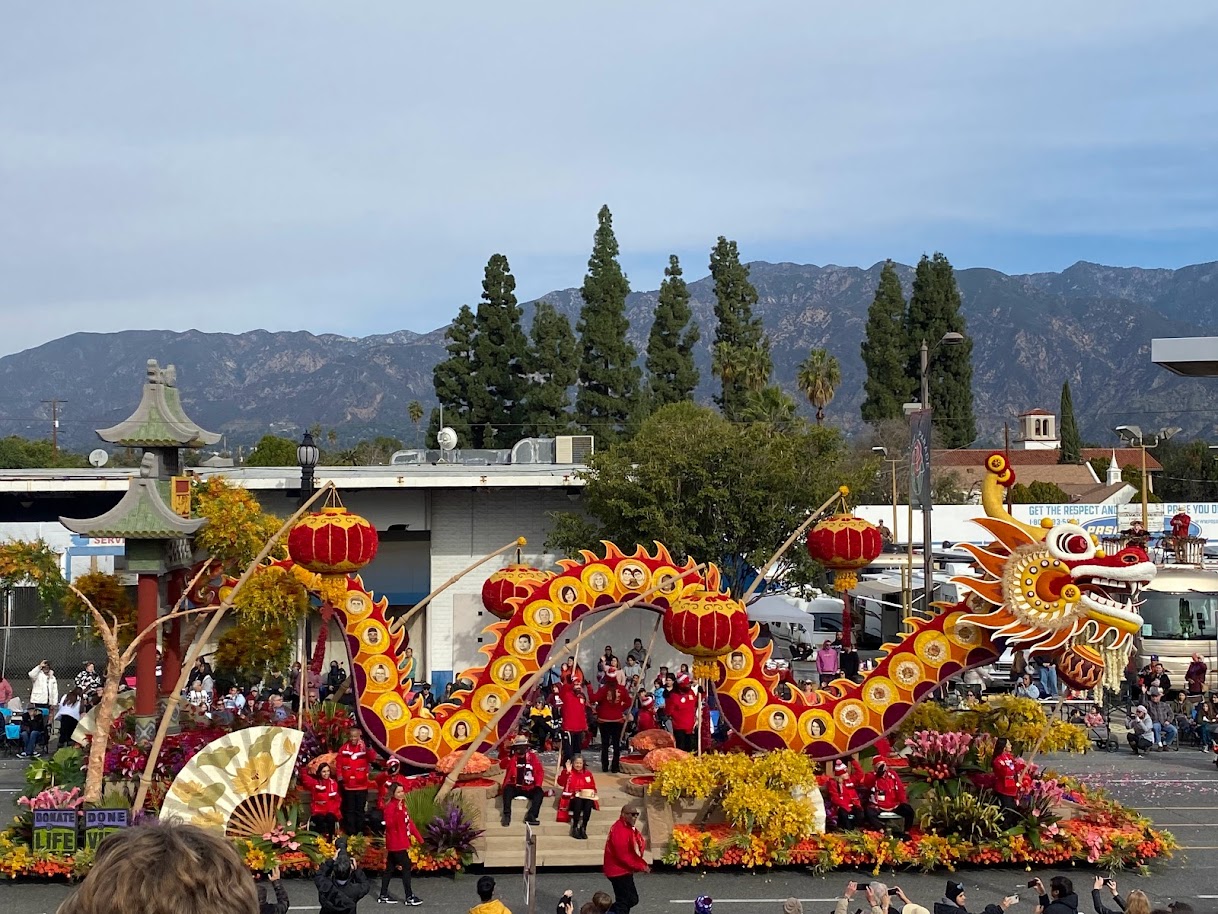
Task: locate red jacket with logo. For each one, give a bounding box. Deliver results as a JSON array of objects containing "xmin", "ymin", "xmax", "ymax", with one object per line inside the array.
[
  {"xmin": 667, "ymin": 689, "xmax": 697, "ymax": 732},
  {"xmin": 300, "ymin": 770, "xmax": 341, "ymax": 817},
  {"xmin": 501, "ymin": 750, "xmax": 545, "ymax": 790},
  {"xmin": 865, "ymin": 768, "xmax": 908, "ymax": 811},
  {"xmin": 558, "ymin": 683, "xmax": 588, "ymax": 733},
  {"xmin": 337, "ymin": 741, "xmax": 371, "ymax": 791},
  {"xmin": 376, "ymin": 772, "xmax": 412, "ymax": 808},
  {"xmin": 591, "ymin": 684, "xmax": 632, "ymax": 724},
  {"xmin": 635, "ymin": 706, "xmax": 658, "ymax": 732},
  {"xmin": 383, "ymin": 799, "xmax": 423, "ymax": 852},
  {"xmin": 993, "ymin": 751, "xmax": 1019, "ymax": 798},
  {"xmin": 603, "ymin": 817, "xmax": 648, "ymax": 877},
  {"xmin": 824, "ymin": 776, "xmax": 862, "ymax": 812}
]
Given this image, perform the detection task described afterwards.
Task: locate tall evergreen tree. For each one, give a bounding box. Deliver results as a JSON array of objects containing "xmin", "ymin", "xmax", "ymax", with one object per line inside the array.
[
  {"xmin": 904, "ymin": 253, "xmax": 976, "ymax": 448},
  {"xmin": 709, "ymin": 236, "xmax": 770, "ymax": 420},
  {"xmin": 469, "ymin": 253, "xmax": 528, "ymax": 448},
  {"xmin": 521, "ymin": 300, "xmax": 578, "ymax": 438},
  {"xmin": 645, "ymin": 255, "xmax": 700, "ymax": 408},
  {"xmin": 429, "ymin": 304, "xmax": 477, "ymax": 447},
  {"xmin": 574, "ymin": 205, "xmax": 640, "ymax": 442},
  {"xmin": 860, "ymin": 260, "xmax": 912, "ymax": 421},
  {"xmin": 1059, "ymin": 381, "xmax": 1083, "ymax": 464}
]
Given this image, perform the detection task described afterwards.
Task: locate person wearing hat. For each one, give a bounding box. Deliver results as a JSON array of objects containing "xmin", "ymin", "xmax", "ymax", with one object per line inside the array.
[
  {"xmin": 935, "ymin": 880, "xmax": 1018, "ymax": 914},
  {"xmin": 694, "ymin": 896, "xmax": 713, "ymax": 914},
  {"xmin": 783, "ymin": 900, "xmax": 805, "ymax": 914},
  {"xmin": 667, "ymin": 673, "xmax": 698, "ymax": 752},
  {"xmin": 559, "ymin": 672, "xmax": 590, "ymax": 766},
  {"xmin": 500, "ymin": 735, "xmax": 545, "ymax": 827},
  {"xmin": 591, "ymin": 669, "xmax": 632, "ymax": 773},
  {"xmin": 376, "ymin": 758, "xmax": 412, "ymax": 818},
  {"xmin": 603, "ymin": 804, "xmax": 648, "ymax": 914},
  {"xmin": 1126, "ymin": 704, "xmax": 1154, "ymax": 755},
  {"xmin": 634, "ymin": 691, "xmax": 658, "ymax": 732},
  {"xmin": 529, "ymin": 694, "xmax": 557, "ymax": 750},
  {"xmin": 862, "ymin": 757, "xmax": 914, "ymax": 836},
  {"xmin": 823, "ymin": 759, "xmax": 864, "ymax": 830},
  {"xmin": 1145, "ymin": 687, "xmax": 1177, "ymax": 749}
]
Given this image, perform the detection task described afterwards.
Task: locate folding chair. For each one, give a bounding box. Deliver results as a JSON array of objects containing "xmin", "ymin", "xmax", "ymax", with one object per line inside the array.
[{"xmin": 3, "ymin": 723, "xmax": 20, "ymax": 757}]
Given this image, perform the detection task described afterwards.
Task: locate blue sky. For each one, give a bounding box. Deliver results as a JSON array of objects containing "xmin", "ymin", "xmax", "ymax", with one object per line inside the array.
[{"xmin": 2, "ymin": 2, "xmax": 1216, "ymax": 356}]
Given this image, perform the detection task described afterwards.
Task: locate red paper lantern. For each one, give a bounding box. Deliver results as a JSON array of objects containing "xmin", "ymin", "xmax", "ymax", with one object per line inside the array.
[
  {"xmin": 288, "ymin": 507, "xmax": 379, "ymax": 575},
  {"xmin": 662, "ymin": 590, "xmax": 750, "ymax": 660},
  {"xmin": 481, "ymin": 564, "xmax": 554, "ymax": 620},
  {"xmin": 806, "ymin": 514, "xmax": 883, "ymax": 592}
]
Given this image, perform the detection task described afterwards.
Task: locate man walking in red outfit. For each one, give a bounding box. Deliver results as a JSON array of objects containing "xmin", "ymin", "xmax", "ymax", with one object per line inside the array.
[{"xmin": 603, "ymin": 804, "xmax": 648, "ymax": 914}]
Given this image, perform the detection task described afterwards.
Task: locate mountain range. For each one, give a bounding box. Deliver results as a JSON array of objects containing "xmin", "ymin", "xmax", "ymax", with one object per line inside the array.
[{"xmin": 4, "ymin": 259, "xmax": 1218, "ymax": 453}]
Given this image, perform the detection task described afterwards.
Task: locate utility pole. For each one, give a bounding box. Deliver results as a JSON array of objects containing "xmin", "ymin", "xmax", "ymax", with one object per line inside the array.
[{"xmin": 42, "ymin": 399, "xmax": 64, "ymax": 457}]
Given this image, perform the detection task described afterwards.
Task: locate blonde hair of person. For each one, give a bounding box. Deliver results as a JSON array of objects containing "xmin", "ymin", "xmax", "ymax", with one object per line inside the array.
[
  {"xmin": 1125, "ymin": 891, "xmax": 1151, "ymax": 914},
  {"xmin": 57, "ymin": 821, "xmax": 258, "ymax": 914}
]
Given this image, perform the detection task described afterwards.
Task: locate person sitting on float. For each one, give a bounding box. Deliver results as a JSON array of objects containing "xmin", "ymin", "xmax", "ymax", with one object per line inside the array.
[
  {"xmin": 558, "ymin": 754, "xmax": 599, "ymax": 839},
  {"xmin": 823, "ymin": 759, "xmax": 864, "ymax": 830},
  {"xmin": 862, "ymin": 756, "xmax": 914, "ymax": 837}
]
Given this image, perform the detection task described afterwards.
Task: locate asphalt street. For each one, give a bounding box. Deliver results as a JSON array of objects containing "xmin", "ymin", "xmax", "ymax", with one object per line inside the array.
[{"xmin": 0, "ymin": 742, "xmax": 1215, "ymax": 914}]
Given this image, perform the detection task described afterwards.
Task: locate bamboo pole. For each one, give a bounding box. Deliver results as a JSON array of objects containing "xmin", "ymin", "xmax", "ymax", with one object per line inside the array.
[
  {"xmin": 641, "ymin": 614, "xmax": 663, "ymax": 677},
  {"xmin": 435, "ymin": 562, "xmax": 708, "ymax": 804},
  {"xmin": 740, "ymin": 487, "xmax": 848, "ymax": 603},
  {"xmin": 132, "ymin": 482, "xmax": 337, "ymax": 812},
  {"xmin": 389, "ymin": 537, "xmax": 526, "ymax": 635}
]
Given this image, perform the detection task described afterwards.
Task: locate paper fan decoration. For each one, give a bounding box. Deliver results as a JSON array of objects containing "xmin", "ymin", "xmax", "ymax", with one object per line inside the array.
[{"xmin": 160, "ymin": 726, "xmax": 303, "ymax": 838}]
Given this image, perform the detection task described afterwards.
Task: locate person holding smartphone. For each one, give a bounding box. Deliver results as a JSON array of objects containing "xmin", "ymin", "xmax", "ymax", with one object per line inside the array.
[
  {"xmin": 556, "ymin": 889, "xmax": 575, "ymax": 914},
  {"xmin": 833, "ymin": 881, "xmax": 890, "ymax": 914},
  {"xmin": 1091, "ymin": 876, "xmax": 1129, "ymax": 914},
  {"xmin": 258, "ymin": 865, "xmax": 289, "ymax": 914},
  {"xmin": 1029, "ymin": 877, "xmax": 1079, "ymax": 914},
  {"xmin": 935, "ymin": 880, "xmax": 1019, "ymax": 914}
]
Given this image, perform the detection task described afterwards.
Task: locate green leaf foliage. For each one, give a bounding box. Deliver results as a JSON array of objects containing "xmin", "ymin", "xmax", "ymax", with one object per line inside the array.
[
  {"xmin": 646, "ymin": 255, "xmax": 699, "ymax": 409},
  {"xmin": 905, "ymin": 253, "xmax": 977, "ymax": 448},
  {"xmin": 860, "ymin": 261, "xmax": 912, "ymax": 421},
  {"xmin": 1058, "ymin": 382, "xmax": 1083, "ymax": 464},
  {"xmin": 0, "ymin": 436, "xmax": 88, "ymax": 469},
  {"xmin": 245, "ymin": 435, "xmax": 300, "ymax": 467},
  {"xmin": 1155, "ymin": 438, "xmax": 1218, "ymax": 501},
  {"xmin": 796, "ymin": 348, "xmax": 842, "ymax": 425},
  {"xmin": 521, "ymin": 300, "xmax": 578, "ymax": 438},
  {"xmin": 574, "ymin": 206, "xmax": 640, "ymax": 442},
  {"xmin": 709, "ymin": 237, "xmax": 770, "ymax": 420},
  {"xmin": 470, "ymin": 253, "xmax": 529, "ymax": 448},
  {"xmin": 429, "ymin": 304, "xmax": 477, "ymax": 448},
  {"xmin": 546, "ymin": 402, "xmax": 866, "ymax": 596},
  {"xmin": 1010, "ymin": 480, "xmax": 1071, "ymax": 504}
]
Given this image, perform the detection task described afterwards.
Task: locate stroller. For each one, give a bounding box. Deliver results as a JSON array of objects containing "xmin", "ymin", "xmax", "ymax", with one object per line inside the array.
[{"xmin": 1086, "ymin": 707, "xmax": 1120, "ymax": 752}]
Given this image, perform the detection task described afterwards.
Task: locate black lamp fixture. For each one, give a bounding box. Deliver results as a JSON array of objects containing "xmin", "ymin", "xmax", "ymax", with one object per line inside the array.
[{"xmin": 297, "ymin": 431, "xmax": 320, "ymax": 507}]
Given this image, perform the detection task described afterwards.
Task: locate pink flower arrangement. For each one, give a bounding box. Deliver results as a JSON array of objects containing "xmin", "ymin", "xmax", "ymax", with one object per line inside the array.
[
  {"xmin": 903, "ymin": 730, "xmax": 973, "ymax": 780},
  {"xmin": 18, "ymin": 787, "xmax": 84, "ymax": 810},
  {"xmin": 261, "ymin": 825, "xmax": 301, "ymax": 852}
]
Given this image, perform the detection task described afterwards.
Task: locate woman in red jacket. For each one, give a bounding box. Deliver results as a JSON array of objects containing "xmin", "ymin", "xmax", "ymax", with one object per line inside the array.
[
  {"xmin": 634, "ymin": 693, "xmax": 658, "ymax": 732},
  {"xmin": 558, "ymin": 755, "xmax": 599, "ymax": 839},
  {"xmin": 666, "ymin": 674, "xmax": 698, "ymax": 752},
  {"xmin": 823, "ymin": 759, "xmax": 864, "ymax": 830},
  {"xmin": 591, "ymin": 671, "xmax": 632, "ymax": 773},
  {"xmin": 559, "ymin": 674, "xmax": 589, "ymax": 765},
  {"xmin": 991, "ymin": 737, "xmax": 1019, "ymax": 819},
  {"xmin": 300, "ymin": 761, "xmax": 341, "ymax": 838},
  {"xmin": 379, "ymin": 783, "xmax": 423, "ymax": 906}
]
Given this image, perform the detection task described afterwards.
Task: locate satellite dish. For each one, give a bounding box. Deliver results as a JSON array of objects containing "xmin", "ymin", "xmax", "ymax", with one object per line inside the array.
[
  {"xmin": 436, "ymin": 427, "xmax": 458, "ymax": 451},
  {"xmin": 88, "ymin": 449, "xmax": 109, "ymax": 468}
]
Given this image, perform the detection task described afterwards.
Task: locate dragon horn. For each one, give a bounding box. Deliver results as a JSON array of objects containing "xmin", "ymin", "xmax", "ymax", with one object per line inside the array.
[{"xmin": 980, "ymin": 453, "xmax": 1046, "ymax": 542}]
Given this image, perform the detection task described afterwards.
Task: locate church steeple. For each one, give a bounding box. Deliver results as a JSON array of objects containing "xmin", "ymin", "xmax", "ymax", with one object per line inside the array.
[{"xmin": 1106, "ymin": 449, "xmax": 1123, "ymax": 486}]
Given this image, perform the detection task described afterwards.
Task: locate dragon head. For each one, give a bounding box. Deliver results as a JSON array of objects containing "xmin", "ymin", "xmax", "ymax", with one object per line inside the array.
[{"xmin": 953, "ymin": 455, "xmax": 1156, "ymax": 690}]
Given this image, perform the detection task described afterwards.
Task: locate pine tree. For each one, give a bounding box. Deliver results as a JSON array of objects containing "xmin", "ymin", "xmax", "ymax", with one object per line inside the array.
[
  {"xmin": 574, "ymin": 205, "xmax": 640, "ymax": 442},
  {"xmin": 709, "ymin": 236, "xmax": 770, "ymax": 420},
  {"xmin": 521, "ymin": 300, "xmax": 578, "ymax": 438},
  {"xmin": 860, "ymin": 260, "xmax": 912, "ymax": 421},
  {"xmin": 470, "ymin": 253, "xmax": 528, "ymax": 448},
  {"xmin": 904, "ymin": 253, "xmax": 976, "ymax": 448},
  {"xmin": 429, "ymin": 304, "xmax": 477, "ymax": 448},
  {"xmin": 645, "ymin": 255, "xmax": 700, "ymax": 408},
  {"xmin": 1059, "ymin": 381, "xmax": 1083, "ymax": 464}
]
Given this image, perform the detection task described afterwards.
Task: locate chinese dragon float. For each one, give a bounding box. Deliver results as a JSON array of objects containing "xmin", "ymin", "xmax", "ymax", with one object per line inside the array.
[{"xmin": 198, "ymin": 454, "xmax": 1155, "ymax": 767}]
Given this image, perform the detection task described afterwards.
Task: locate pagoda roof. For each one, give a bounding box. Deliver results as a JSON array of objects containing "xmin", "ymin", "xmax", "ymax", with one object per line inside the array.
[
  {"xmin": 60, "ymin": 455, "xmax": 205, "ymax": 539},
  {"xmin": 97, "ymin": 359, "xmax": 220, "ymax": 448}
]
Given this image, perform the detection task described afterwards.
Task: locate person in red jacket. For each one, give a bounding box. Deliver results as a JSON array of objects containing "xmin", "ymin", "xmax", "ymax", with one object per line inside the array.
[
  {"xmin": 376, "ymin": 758, "xmax": 412, "ymax": 810},
  {"xmin": 591, "ymin": 670, "xmax": 632, "ymax": 773},
  {"xmin": 379, "ymin": 783, "xmax": 423, "ymax": 906},
  {"xmin": 666, "ymin": 674, "xmax": 698, "ymax": 752},
  {"xmin": 300, "ymin": 761, "xmax": 341, "ymax": 838},
  {"xmin": 863, "ymin": 757, "xmax": 914, "ymax": 836},
  {"xmin": 991, "ymin": 736, "xmax": 1020, "ymax": 820},
  {"xmin": 558, "ymin": 674, "xmax": 589, "ymax": 765},
  {"xmin": 823, "ymin": 759, "xmax": 864, "ymax": 830},
  {"xmin": 336, "ymin": 727, "xmax": 371, "ymax": 835},
  {"xmin": 634, "ymin": 693, "xmax": 658, "ymax": 732},
  {"xmin": 500, "ymin": 735, "xmax": 545, "ymax": 827},
  {"xmin": 603, "ymin": 804, "xmax": 649, "ymax": 914},
  {"xmin": 558, "ymin": 754, "xmax": 599, "ymax": 839}
]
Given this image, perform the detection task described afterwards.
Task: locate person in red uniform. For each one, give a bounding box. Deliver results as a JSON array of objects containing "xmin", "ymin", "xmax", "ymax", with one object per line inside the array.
[
  {"xmin": 991, "ymin": 737, "xmax": 1020, "ymax": 820},
  {"xmin": 373, "ymin": 757, "xmax": 412, "ymax": 832},
  {"xmin": 500, "ymin": 735, "xmax": 545, "ymax": 827},
  {"xmin": 603, "ymin": 804, "xmax": 649, "ymax": 914},
  {"xmin": 591, "ymin": 670, "xmax": 632, "ymax": 773},
  {"xmin": 666, "ymin": 673, "xmax": 698, "ymax": 752},
  {"xmin": 559, "ymin": 672, "xmax": 590, "ymax": 765},
  {"xmin": 336, "ymin": 727, "xmax": 371, "ymax": 835},
  {"xmin": 558, "ymin": 754, "xmax": 599, "ymax": 839},
  {"xmin": 379, "ymin": 782, "xmax": 423, "ymax": 906},
  {"xmin": 863, "ymin": 757, "xmax": 914, "ymax": 836},
  {"xmin": 823, "ymin": 759, "xmax": 864, "ymax": 830},
  {"xmin": 635, "ymin": 693, "xmax": 658, "ymax": 732},
  {"xmin": 300, "ymin": 760, "xmax": 341, "ymax": 838}
]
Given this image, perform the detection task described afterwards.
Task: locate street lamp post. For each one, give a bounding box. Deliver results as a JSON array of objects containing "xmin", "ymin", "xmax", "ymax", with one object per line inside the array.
[
  {"xmin": 1115, "ymin": 424, "xmax": 1180, "ymax": 528},
  {"xmin": 874, "ymin": 446, "xmax": 910, "ymax": 617},
  {"xmin": 918, "ymin": 332, "xmax": 964, "ymax": 611},
  {"xmin": 297, "ymin": 431, "xmax": 320, "ymax": 509}
]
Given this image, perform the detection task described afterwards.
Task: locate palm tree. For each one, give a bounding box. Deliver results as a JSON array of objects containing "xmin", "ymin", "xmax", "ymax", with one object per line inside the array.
[
  {"xmin": 712, "ymin": 343, "xmax": 770, "ymax": 393},
  {"xmin": 796, "ymin": 347, "xmax": 842, "ymax": 425},
  {"xmin": 407, "ymin": 400, "xmax": 424, "ymax": 446},
  {"xmin": 741, "ymin": 386, "xmax": 797, "ymax": 433}
]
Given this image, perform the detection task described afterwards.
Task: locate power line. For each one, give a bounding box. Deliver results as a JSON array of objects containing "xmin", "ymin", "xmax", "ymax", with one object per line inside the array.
[{"xmin": 40, "ymin": 399, "xmax": 64, "ymax": 457}]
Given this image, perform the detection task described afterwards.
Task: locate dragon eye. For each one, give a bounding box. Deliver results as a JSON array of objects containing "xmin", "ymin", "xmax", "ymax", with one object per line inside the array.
[{"xmin": 1046, "ymin": 524, "xmax": 1096, "ymax": 562}]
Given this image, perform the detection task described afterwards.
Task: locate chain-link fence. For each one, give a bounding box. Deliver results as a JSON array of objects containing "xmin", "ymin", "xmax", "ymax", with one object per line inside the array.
[{"xmin": 0, "ymin": 588, "xmax": 105, "ymax": 688}]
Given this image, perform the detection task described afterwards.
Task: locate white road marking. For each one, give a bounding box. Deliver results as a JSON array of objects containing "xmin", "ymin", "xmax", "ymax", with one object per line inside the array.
[{"xmin": 670, "ymin": 900, "xmax": 841, "ymax": 905}]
